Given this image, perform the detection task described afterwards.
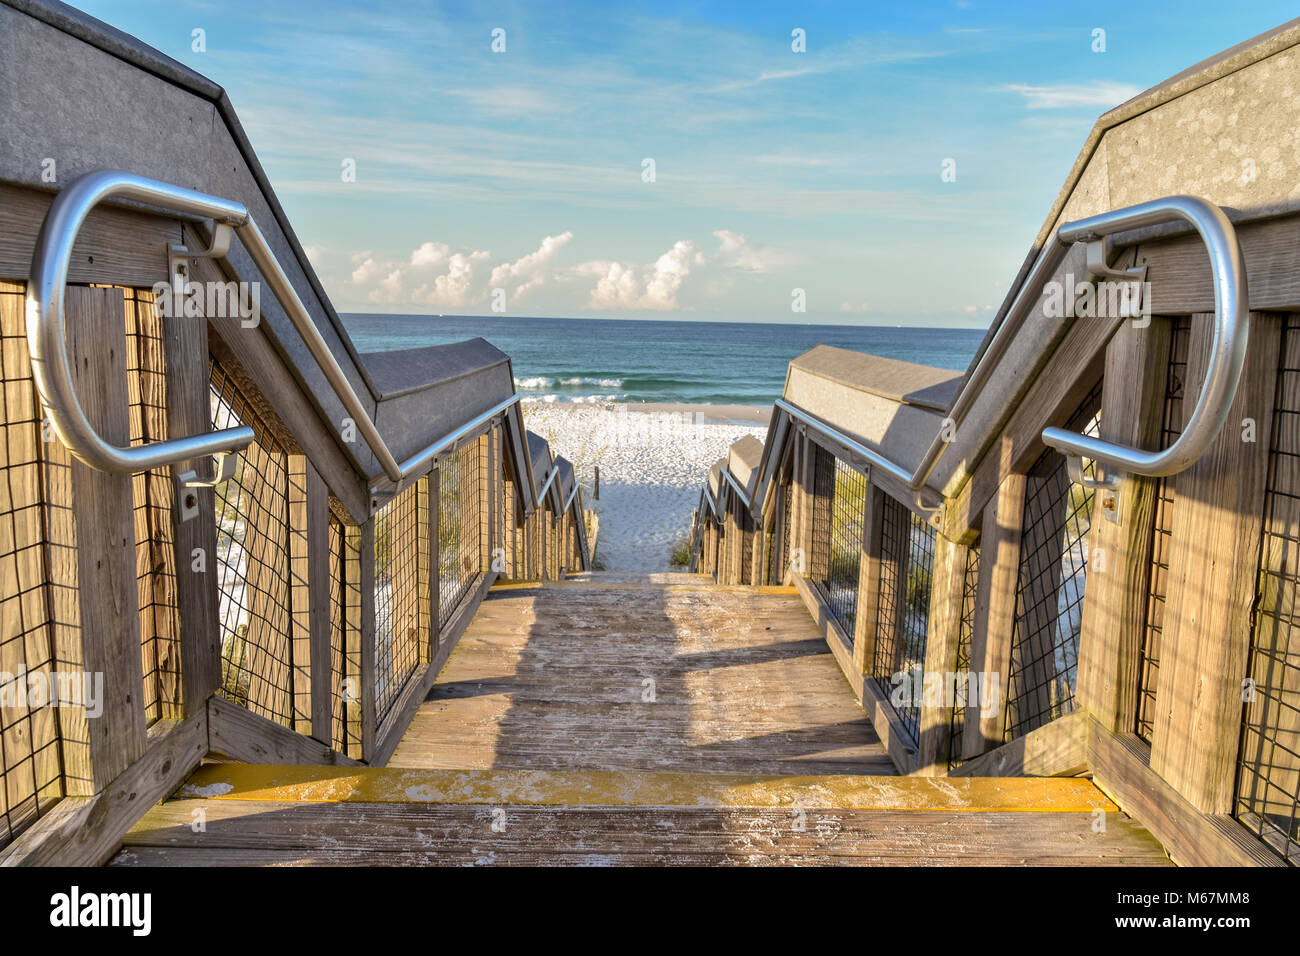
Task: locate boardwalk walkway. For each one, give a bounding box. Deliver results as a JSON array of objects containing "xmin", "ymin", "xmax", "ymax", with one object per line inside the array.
[{"xmin": 112, "ymin": 574, "xmax": 1171, "ymax": 865}]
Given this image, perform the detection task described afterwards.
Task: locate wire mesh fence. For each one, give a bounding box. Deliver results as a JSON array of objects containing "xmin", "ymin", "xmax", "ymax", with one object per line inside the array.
[
  {"xmin": 948, "ymin": 545, "xmax": 981, "ymax": 769},
  {"xmin": 373, "ymin": 477, "xmax": 430, "ymax": 726},
  {"xmin": 874, "ymin": 495, "xmax": 937, "ymax": 745},
  {"xmin": 210, "ymin": 357, "xmax": 299, "ymax": 728},
  {"xmin": 124, "ymin": 289, "xmax": 181, "ymax": 725},
  {"xmin": 328, "ymin": 512, "xmax": 363, "ymax": 758},
  {"xmin": 810, "ymin": 445, "xmax": 868, "ymax": 640},
  {"xmin": 1004, "ymin": 381, "xmax": 1103, "ymax": 741},
  {"xmin": 1137, "ymin": 317, "xmax": 1190, "ymax": 742},
  {"xmin": 0, "ymin": 281, "xmax": 64, "ymax": 851},
  {"xmin": 438, "ymin": 442, "xmax": 482, "ymax": 629},
  {"xmin": 1237, "ymin": 313, "xmax": 1300, "ymax": 864}
]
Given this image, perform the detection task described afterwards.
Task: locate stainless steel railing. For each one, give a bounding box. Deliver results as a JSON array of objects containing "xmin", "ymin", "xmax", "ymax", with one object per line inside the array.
[
  {"xmin": 27, "ymin": 170, "xmax": 542, "ymax": 510},
  {"xmin": 747, "ymin": 193, "xmax": 1249, "ymax": 518}
]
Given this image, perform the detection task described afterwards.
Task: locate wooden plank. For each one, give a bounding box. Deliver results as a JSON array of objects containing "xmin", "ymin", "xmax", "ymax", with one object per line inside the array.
[
  {"xmin": 1127, "ymin": 216, "xmax": 1300, "ymax": 316},
  {"xmin": 0, "ymin": 183, "xmax": 177, "ymax": 287},
  {"xmin": 963, "ymin": 471, "xmax": 1027, "ymax": 759},
  {"xmin": 66, "ymin": 286, "xmax": 148, "ymax": 791},
  {"xmin": 207, "ymin": 695, "xmax": 358, "ymax": 766},
  {"xmin": 169, "ymin": 763, "xmax": 1117, "ymax": 811},
  {"xmin": 914, "ymin": 533, "xmax": 970, "ymax": 774},
  {"xmin": 1087, "ymin": 718, "xmax": 1282, "ymax": 867},
  {"xmin": 0, "ymin": 712, "xmax": 208, "ymax": 867},
  {"xmin": 113, "ymin": 798, "xmax": 1170, "ymax": 867},
  {"xmin": 306, "ymin": 461, "xmax": 332, "ymax": 745},
  {"xmin": 390, "ymin": 577, "xmax": 891, "ymax": 776},
  {"xmin": 160, "ymin": 291, "xmax": 222, "ymax": 717},
  {"xmin": 1076, "ymin": 318, "xmax": 1173, "ymax": 733},
  {"xmin": 949, "ymin": 711, "xmax": 1088, "ymax": 777},
  {"xmin": 1150, "ymin": 313, "xmax": 1282, "ymax": 812}
]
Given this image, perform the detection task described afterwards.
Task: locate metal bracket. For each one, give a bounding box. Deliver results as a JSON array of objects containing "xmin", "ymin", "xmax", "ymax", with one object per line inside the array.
[
  {"xmin": 1067, "ymin": 456, "xmax": 1125, "ymax": 524},
  {"xmin": 1082, "ymin": 236, "xmax": 1149, "ymax": 320},
  {"xmin": 176, "ymin": 452, "xmax": 237, "ymax": 522},
  {"xmin": 168, "ymin": 223, "xmax": 234, "ymax": 314}
]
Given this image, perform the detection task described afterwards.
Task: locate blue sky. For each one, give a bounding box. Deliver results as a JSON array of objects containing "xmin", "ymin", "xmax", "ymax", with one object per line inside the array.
[{"xmin": 78, "ymin": 0, "xmax": 1297, "ymax": 326}]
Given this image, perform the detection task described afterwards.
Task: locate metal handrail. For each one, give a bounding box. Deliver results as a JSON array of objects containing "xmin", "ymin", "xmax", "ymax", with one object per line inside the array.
[
  {"xmin": 721, "ymin": 466, "xmax": 754, "ymax": 510},
  {"xmin": 1038, "ymin": 197, "xmax": 1248, "ymax": 475},
  {"xmin": 747, "ymin": 194, "xmax": 1248, "ymax": 515},
  {"xmin": 536, "ymin": 464, "xmax": 559, "ymax": 505},
  {"xmin": 391, "ymin": 393, "xmax": 520, "ymax": 488},
  {"xmin": 28, "ymin": 171, "xmax": 255, "ymax": 472},
  {"xmin": 562, "ymin": 481, "xmax": 579, "ymax": 514},
  {"xmin": 28, "ymin": 171, "xmax": 540, "ymax": 500}
]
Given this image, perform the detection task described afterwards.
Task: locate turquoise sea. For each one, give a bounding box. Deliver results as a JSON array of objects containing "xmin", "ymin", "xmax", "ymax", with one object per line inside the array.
[{"xmin": 342, "ymin": 314, "xmax": 985, "ymax": 406}]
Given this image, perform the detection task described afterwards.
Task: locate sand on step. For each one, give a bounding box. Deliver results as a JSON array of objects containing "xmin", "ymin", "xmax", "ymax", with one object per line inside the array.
[{"xmin": 522, "ymin": 402, "xmax": 768, "ymax": 572}]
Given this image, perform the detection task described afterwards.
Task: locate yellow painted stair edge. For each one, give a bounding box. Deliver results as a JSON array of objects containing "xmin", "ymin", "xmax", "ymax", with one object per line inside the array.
[{"xmin": 176, "ymin": 765, "xmax": 1118, "ymax": 813}]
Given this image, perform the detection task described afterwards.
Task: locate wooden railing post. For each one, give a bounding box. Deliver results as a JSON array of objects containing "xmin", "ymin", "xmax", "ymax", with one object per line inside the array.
[
  {"xmin": 429, "ymin": 464, "xmax": 442, "ymax": 652},
  {"xmin": 359, "ymin": 518, "xmax": 377, "ymax": 759},
  {"xmin": 1151, "ymin": 312, "xmax": 1281, "ymax": 813},
  {"xmin": 65, "ymin": 286, "xmax": 147, "ymax": 791},
  {"xmin": 1076, "ymin": 318, "xmax": 1172, "ymax": 734},
  {"xmin": 303, "ymin": 460, "xmax": 332, "ymax": 745},
  {"xmin": 916, "ymin": 533, "xmax": 971, "ymax": 774},
  {"xmin": 288, "ymin": 455, "xmax": 312, "ymax": 735},
  {"xmin": 963, "ymin": 467, "xmax": 1026, "ymax": 760},
  {"xmin": 163, "ymin": 308, "xmax": 221, "ymax": 716},
  {"xmin": 851, "ymin": 483, "xmax": 886, "ymax": 678}
]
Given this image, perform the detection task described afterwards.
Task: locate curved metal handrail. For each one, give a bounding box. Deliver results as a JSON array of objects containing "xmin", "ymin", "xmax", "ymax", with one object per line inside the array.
[
  {"xmin": 32, "ymin": 170, "xmax": 527, "ymax": 495},
  {"xmin": 746, "ymin": 194, "xmax": 1248, "ymax": 517},
  {"xmin": 28, "ymin": 171, "xmax": 256, "ymax": 472},
  {"xmin": 1038, "ymin": 196, "xmax": 1248, "ymax": 475}
]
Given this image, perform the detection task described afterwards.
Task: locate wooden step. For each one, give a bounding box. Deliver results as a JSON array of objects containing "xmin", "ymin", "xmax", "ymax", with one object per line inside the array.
[{"xmin": 110, "ymin": 766, "xmax": 1171, "ymax": 867}]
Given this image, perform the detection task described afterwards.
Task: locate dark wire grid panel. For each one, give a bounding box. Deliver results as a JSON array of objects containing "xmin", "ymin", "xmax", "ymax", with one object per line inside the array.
[
  {"xmin": 0, "ymin": 282, "xmax": 63, "ymax": 851},
  {"xmin": 373, "ymin": 476, "xmax": 430, "ymax": 726},
  {"xmin": 1004, "ymin": 381, "xmax": 1103, "ymax": 742},
  {"xmin": 438, "ymin": 441, "xmax": 482, "ymax": 629},
  {"xmin": 948, "ymin": 545, "xmax": 981, "ymax": 770},
  {"xmin": 1137, "ymin": 316, "xmax": 1191, "ymax": 741},
  {"xmin": 1237, "ymin": 314, "xmax": 1300, "ymax": 865},
  {"xmin": 210, "ymin": 358, "xmax": 298, "ymax": 728},
  {"xmin": 873, "ymin": 495, "xmax": 937, "ymax": 746},
  {"xmin": 123, "ymin": 289, "xmax": 181, "ymax": 725},
  {"xmin": 327, "ymin": 513, "xmax": 363, "ymax": 758},
  {"xmin": 810, "ymin": 445, "xmax": 868, "ymax": 641}
]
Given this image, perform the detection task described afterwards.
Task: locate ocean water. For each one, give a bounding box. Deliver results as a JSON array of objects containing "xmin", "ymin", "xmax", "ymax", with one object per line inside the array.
[{"xmin": 342, "ymin": 314, "xmax": 986, "ymax": 406}]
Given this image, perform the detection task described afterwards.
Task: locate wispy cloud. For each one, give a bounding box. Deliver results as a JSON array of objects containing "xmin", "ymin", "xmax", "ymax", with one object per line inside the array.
[{"xmin": 1002, "ymin": 81, "xmax": 1142, "ymax": 110}]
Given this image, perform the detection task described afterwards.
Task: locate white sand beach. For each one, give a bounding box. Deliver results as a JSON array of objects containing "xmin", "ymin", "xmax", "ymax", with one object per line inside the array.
[{"xmin": 522, "ymin": 402, "xmax": 769, "ymax": 571}]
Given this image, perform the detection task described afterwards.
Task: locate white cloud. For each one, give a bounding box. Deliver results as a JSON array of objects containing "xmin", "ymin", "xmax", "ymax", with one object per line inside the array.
[
  {"xmin": 1003, "ymin": 81, "xmax": 1141, "ymax": 110},
  {"xmin": 346, "ymin": 229, "xmax": 794, "ymax": 313},
  {"xmin": 578, "ymin": 240, "xmax": 702, "ymax": 311},
  {"xmin": 490, "ymin": 232, "xmax": 575, "ymax": 299}
]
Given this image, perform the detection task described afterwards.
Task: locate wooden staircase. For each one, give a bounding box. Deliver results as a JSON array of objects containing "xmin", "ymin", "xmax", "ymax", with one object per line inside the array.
[{"xmin": 109, "ymin": 575, "xmax": 1170, "ymax": 866}]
